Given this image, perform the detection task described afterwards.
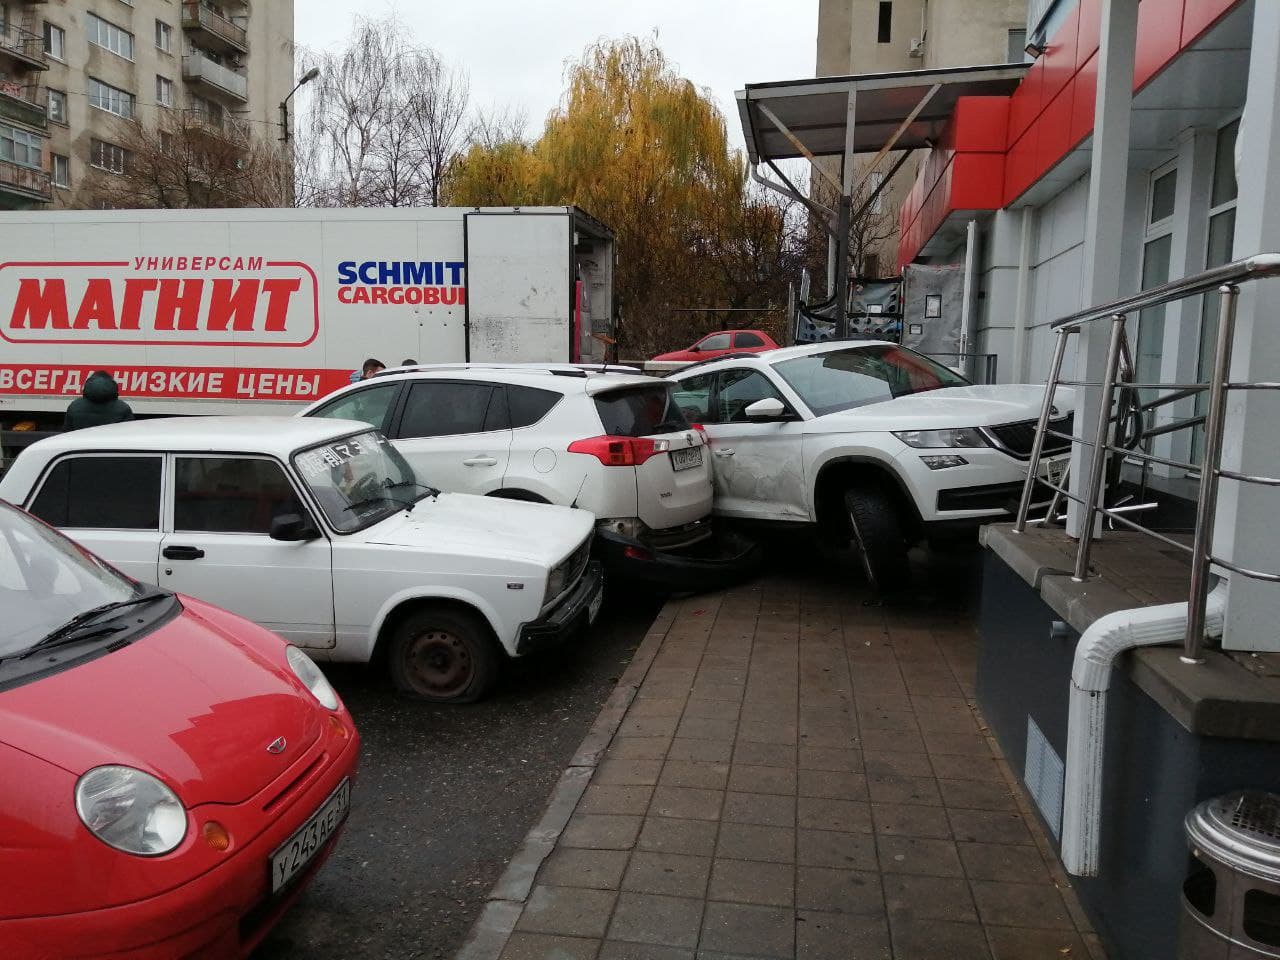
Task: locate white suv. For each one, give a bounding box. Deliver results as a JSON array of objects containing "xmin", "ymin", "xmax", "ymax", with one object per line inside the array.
[
  {"xmin": 667, "ymin": 342, "xmax": 1073, "ymax": 589},
  {"xmin": 300, "ymin": 366, "xmax": 757, "ymax": 589}
]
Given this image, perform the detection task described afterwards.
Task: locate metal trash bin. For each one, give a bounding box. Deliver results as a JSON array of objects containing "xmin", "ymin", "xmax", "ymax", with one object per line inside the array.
[{"xmin": 1180, "ymin": 791, "xmax": 1280, "ymax": 958}]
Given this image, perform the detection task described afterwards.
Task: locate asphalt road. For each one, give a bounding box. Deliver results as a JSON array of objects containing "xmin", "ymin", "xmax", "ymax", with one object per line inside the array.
[{"xmin": 252, "ymin": 593, "xmax": 660, "ymax": 960}]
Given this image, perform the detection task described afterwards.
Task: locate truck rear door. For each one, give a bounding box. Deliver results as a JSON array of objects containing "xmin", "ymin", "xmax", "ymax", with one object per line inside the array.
[{"xmin": 464, "ymin": 212, "xmax": 573, "ymax": 363}]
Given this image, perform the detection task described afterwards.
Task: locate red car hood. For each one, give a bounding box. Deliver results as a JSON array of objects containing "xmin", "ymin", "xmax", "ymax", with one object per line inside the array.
[{"xmin": 0, "ymin": 598, "xmax": 322, "ymax": 807}]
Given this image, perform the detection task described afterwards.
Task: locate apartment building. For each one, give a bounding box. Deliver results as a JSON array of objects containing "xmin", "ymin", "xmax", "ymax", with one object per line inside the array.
[
  {"xmin": 0, "ymin": 0, "xmax": 294, "ymax": 209},
  {"xmin": 815, "ymin": 0, "xmax": 1026, "ymax": 276}
]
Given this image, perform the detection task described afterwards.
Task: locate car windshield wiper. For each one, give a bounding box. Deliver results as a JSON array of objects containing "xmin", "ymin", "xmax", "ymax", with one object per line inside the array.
[
  {"xmin": 385, "ymin": 478, "xmax": 440, "ymax": 500},
  {"xmin": 19, "ymin": 592, "xmax": 169, "ymax": 661},
  {"xmin": 342, "ymin": 494, "xmax": 416, "ymax": 515}
]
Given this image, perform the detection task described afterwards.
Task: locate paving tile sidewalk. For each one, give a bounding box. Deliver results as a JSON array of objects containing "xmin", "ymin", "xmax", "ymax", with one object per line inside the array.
[{"xmin": 464, "ymin": 575, "xmax": 1108, "ymax": 960}]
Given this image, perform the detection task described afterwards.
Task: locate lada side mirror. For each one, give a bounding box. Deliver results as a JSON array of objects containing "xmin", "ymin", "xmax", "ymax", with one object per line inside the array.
[
  {"xmin": 744, "ymin": 398, "xmax": 788, "ymax": 422},
  {"xmin": 270, "ymin": 513, "xmax": 320, "ymax": 542}
]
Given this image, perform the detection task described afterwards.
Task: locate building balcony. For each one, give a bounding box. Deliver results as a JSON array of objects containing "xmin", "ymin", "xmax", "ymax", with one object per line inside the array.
[
  {"xmin": 0, "ymin": 79, "xmax": 48, "ymax": 130},
  {"xmin": 0, "ymin": 158, "xmax": 52, "ymax": 207},
  {"xmin": 182, "ymin": 52, "xmax": 248, "ymax": 104},
  {"xmin": 184, "ymin": 108, "xmax": 250, "ymax": 145},
  {"xmin": 0, "ymin": 22, "xmax": 48, "ymax": 71},
  {"xmin": 181, "ymin": 2, "xmax": 249, "ymax": 55}
]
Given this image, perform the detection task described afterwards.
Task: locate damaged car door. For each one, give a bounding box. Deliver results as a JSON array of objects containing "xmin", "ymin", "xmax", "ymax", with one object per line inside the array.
[{"xmin": 700, "ymin": 368, "xmax": 807, "ymax": 521}]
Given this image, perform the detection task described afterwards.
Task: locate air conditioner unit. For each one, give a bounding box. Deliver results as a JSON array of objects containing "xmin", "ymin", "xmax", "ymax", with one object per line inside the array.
[{"xmin": 908, "ymin": 38, "xmax": 925, "ymax": 58}]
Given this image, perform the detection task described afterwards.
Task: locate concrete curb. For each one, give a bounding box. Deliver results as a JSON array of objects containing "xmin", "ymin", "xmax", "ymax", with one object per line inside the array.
[{"xmin": 454, "ymin": 601, "xmax": 679, "ymax": 960}]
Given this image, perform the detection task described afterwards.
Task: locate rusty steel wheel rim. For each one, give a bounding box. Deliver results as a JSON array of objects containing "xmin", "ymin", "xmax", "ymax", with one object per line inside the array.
[{"xmin": 406, "ymin": 629, "xmax": 472, "ymax": 698}]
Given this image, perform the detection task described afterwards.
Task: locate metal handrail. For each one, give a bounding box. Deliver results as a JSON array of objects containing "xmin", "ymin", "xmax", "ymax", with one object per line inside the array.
[
  {"xmin": 1051, "ymin": 253, "xmax": 1280, "ymax": 330},
  {"xmin": 1014, "ymin": 254, "xmax": 1280, "ymax": 665}
]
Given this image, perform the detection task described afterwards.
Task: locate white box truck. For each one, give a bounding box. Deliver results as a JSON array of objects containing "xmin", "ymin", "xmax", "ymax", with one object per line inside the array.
[{"xmin": 0, "ymin": 206, "xmax": 614, "ymax": 461}]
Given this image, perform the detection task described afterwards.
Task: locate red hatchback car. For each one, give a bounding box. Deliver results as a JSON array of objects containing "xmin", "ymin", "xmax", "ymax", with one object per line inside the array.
[
  {"xmin": 651, "ymin": 329, "xmax": 779, "ymax": 364},
  {"xmin": 0, "ymin": 500, "xmax": 360, "ymax": 959}
]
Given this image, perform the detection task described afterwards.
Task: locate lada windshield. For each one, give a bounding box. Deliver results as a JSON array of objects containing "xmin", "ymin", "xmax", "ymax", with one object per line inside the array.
[{"xmin": 293, "ymin": 430, "xmax": 429, "ymax": 533}]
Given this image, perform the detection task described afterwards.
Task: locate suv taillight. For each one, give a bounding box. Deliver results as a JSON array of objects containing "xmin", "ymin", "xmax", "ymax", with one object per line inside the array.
[
  {"xmin": 691, "ymin": 423, "xmax": 710, "ymax": 446},
  {"xmin": 568, "ymin": 435, "xmax": 669, "ymax": 466}
]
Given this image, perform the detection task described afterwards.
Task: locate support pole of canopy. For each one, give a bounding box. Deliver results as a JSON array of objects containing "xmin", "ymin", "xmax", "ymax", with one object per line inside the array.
[{"xmin": 835, "ymin": 88, "xmax": 857, "ymax": 337}]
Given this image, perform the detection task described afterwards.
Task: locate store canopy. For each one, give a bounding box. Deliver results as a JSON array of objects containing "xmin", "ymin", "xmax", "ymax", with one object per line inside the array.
[{"xmin": 736, "ymin": 62, "xmax": 1028, "ymax": 164}]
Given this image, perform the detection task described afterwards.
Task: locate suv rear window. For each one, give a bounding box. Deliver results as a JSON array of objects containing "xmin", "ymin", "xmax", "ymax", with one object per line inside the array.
[{"xmin": 594, "ymin": 385, "xmax": 690, "ymax": 437}]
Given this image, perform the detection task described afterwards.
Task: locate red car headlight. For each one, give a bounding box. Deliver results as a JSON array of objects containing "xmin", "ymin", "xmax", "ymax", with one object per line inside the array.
[{"xmin": 75, "ymin": 765, "xmax": 187, "ymax": 857}]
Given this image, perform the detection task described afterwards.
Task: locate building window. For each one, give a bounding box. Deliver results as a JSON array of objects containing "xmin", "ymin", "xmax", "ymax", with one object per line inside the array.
[
  {"xmin": 52, "ymin": 153, "xmax": 70, "ymax": 188},
  {"xmin": 0, "ymin": 122, "xmax": 43, "ymax": 168},
  {"xmin": 877, "ymin": 2, "xmax": 892, "ymax": 43},
  {"xmin": 1134, "ymin": 160, "xmax": 1179, "ymax": 398},
  {"xmin": 1008, "ymin": 29, "xmax": 1027, "ymax": 63},
  {"xmin": 47, "ymin": 88, "xmax": 67, "ymax": 125},
  {"xmin": 155, "ymin": 19, "xmax": 171, "ymax": 53},
  {"xmin": 86, "ymin": 13, "xmax": 134, "ymax": 61},
  {"xmin": 156, "ymin": 75, "xmax": 173, "ymax": 107},
  {"xmin": 869, "ymin": 171, "xmax": 885, "ymax": 214},
  {"xmin": 88, "ymin": 78, "xmax": 136, "ymax": 119},
  {"xmin": 1193, "ymin": 118, "xmax": 1241, "ymax": 461},
  {"xmin": 43, "ymin": 22, "xmax": 65, "ymax": 61},
  {"xmin": 90, "ymin": 138, "xmax": 128, "ymax": 175}
]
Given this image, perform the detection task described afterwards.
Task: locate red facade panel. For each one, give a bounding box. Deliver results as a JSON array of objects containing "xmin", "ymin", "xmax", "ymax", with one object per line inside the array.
[
  {"xmin": 1135, "ymin": 0, "xmax": 1187, "ymax": 90},
  {"xmin": 1036, "ymin": 85, "xmax": 1076, "ymax": 177},
  {"xmin": 951, "ymin": 97, "xmax": 1010, "ymax": 153},
  {"xmin": 1042, "ymin": 4, "xmax": 1080, "ymax": 103},
  {"xmin": 1007, "ymin": 58, "xmax": 1046, "ymax": 146},
  {"xmin": 1182, "ymin": 0, "xmax": 1239, "ymax": 46},
  {"xmin": 1003, "ymin": 127, "xmax": 1039, "ymax": 204},
  {"xmin": 1075, "ymin": 0, "xmax": 1102, "ymax": 70},
  {"xmin": 952, "ymin": 154, "xmax": 1007, "ymax": 209},
  {"xmin": 1069, "ymin": 51, "xmax": 1099, "ymax": 150}
]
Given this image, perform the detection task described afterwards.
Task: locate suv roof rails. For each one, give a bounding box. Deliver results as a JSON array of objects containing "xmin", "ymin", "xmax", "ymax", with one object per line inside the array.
[{"xmin": 373, "ymin": 362, "xmax": 643, "ymax": 380}]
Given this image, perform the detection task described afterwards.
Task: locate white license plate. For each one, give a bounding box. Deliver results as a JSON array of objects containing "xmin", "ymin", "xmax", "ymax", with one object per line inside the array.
[
  {"xmin": 588, "ymin": 585, "xmax": 603, "ymax": 624},
  {"xmin": 270, "ymin": 778, "xmax": 350, "ymax": 893},
  {"xmin": 670, "ymin": 447, "xmax": 704, "ymax": 472}
]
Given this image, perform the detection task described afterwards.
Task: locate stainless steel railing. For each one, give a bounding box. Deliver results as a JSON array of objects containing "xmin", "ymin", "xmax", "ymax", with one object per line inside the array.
[{"xmin": 1013, "ymin": 253, "xmax": 1280, "ymax": 664}]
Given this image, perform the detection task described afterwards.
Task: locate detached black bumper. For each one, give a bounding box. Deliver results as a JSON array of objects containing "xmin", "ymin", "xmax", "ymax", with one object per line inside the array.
[
  {"xmin": 516, "ymin": 561, "xmax": 605, "ymax": 656},
  {"xmin": 595, "ymin": 526, "xmax": 761, "ymax": 592}
]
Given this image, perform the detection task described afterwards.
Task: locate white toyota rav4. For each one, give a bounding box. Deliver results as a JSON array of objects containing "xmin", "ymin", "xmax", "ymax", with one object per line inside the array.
[
  {"xmin": 667, "ymin": 342, "xmax": 1073, "ymax": 589},
  {"xmin": 0, "ymin": 417, "xmax": 602, "ymax": 703},
  {"xmin": 300, "ymin": 365, "xmax": 758, "ymax": 589}
]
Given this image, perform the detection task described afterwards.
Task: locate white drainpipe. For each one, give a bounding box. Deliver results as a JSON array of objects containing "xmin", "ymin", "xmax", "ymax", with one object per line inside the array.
[{"xmin": 1060, "ymin": 581, "xmax": 1228, "ymax": 877}]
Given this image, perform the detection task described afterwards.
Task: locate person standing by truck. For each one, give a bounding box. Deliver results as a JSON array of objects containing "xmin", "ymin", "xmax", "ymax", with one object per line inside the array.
[{"xmin": 63, "ymin": 372, "xmax": 134, "ymax": 431}]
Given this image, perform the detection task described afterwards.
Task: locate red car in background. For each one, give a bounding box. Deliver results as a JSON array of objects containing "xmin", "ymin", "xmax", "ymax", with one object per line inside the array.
[
  {"xmin": 0, "ymin": 500, "xmax": 359, "ymax": 959},
  {"xmin": 651, "ymin": 329, "xmax": 779, "ymax": 364}
]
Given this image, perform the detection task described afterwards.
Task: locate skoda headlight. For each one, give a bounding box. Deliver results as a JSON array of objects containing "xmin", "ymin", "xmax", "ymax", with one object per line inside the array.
[
  {"xmin": 75, "ymin": 765, "xmax": 187, "ymax": 856},
  {"xmin": 893, "ymin": 428, "xmax": 989, "ymax": 449},
  {"xmin": 287, "ymin": 645, "xmax": 339, "ymax": 710}
]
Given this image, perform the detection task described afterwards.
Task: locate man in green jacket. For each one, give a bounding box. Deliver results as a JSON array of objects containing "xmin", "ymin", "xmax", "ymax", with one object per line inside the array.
[{"xmin": 64, "ymin": 371, "xmax": 134, "ymax": 431}]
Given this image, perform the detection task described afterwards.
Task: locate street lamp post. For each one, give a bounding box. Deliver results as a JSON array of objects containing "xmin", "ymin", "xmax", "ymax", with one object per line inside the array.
[{"xmin": 279, "ymin": 67, "xmax": 320, "ymax": 143}]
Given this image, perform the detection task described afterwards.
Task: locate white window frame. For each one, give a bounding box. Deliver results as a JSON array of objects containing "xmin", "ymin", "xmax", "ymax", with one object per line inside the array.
[
  {"xmin": 86, "ymin": 13, "xmax": 135, "ymax": 61},
  {"xmin": 156, "ymin": 75, "xmax": 173, "ymax": 108},
  {"xmin": 88, "ymin": 77, "xmax": 136, "ymax": 119},
  {"xmin": 1133, "ymin": 157, "xmax": 1180, "ymax": 401},
  {"xmin": 90, "ymin": 138, "xmax": 128, "ymax": 175},
  {"xmin": 51, "ymin": 152, "xmax": 70, "ymax": 188},
  {"xmin": 0, "ymin": 121, "xmax": 44, "ymax": 169},
  {"xmin": 46, "ymin": 88, "xmax": 67, "ymax": 125},
  {"xmin": 155, "ymin": 19, "xmax": 172, "ymax": 53},
  {"xmin": 43, "ymin": 21, "xmax": 65, "ymax": 61}
]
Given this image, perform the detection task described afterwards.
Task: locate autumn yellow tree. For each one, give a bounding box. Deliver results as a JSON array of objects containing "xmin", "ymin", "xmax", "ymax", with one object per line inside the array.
[{"xmin": 443, "ymin": 37, "xmax": 796, "ymax": 355}]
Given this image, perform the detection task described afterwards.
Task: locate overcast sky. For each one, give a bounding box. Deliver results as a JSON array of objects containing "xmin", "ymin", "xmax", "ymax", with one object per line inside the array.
[{"xmin": 294, "ymin": 0, "xmax": 821, "ymax": 151}]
